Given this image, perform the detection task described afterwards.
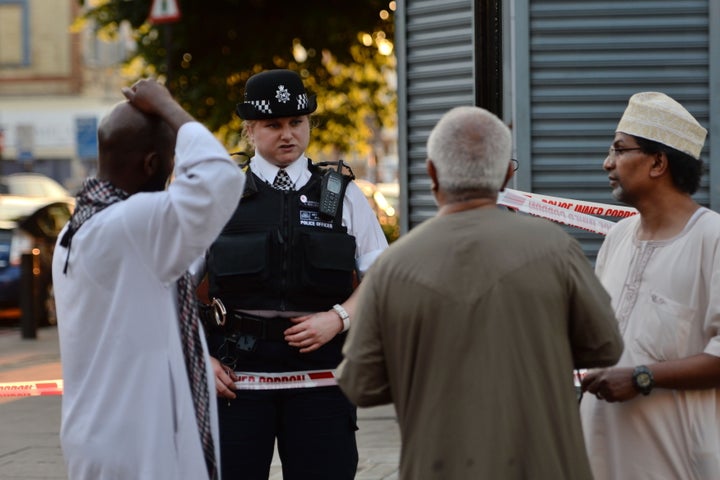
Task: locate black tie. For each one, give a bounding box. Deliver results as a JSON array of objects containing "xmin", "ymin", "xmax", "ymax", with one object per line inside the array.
[{"xmin": 273, "ymin": 169, "xmax": 293, "ymax": 191}]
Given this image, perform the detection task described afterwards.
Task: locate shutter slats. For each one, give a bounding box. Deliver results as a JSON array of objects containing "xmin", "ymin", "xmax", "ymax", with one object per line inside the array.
[{"xmin": 404, "ymin": 0, "xmax": 475, "ymax": 226}]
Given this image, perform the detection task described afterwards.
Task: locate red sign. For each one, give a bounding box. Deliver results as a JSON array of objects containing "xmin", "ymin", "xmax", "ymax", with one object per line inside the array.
[{"xmin": 149, "ymin": 0, "xmax": 181, "ymax": 24}]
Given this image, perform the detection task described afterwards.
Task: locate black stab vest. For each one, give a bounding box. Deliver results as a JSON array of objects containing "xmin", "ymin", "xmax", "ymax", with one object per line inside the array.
[{"xmin": 207, "ymin": 164, "xmax": 357, "ymax": 312}]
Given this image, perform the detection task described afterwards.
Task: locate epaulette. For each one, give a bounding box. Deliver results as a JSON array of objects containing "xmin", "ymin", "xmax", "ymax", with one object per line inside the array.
[{"xmin": 310, "ymin": 158, "xmax": 356, "ymax": 181}]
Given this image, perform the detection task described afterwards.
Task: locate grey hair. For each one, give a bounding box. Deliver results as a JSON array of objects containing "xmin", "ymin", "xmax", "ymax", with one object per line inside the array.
[{"xmin": 426, "ymin": 106, "xmax": 512, "ymax": 195}]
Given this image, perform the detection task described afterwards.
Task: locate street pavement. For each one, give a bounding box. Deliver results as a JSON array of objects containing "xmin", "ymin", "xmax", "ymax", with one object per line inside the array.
[{"xmin": 0, "ymin": 326, "xmax": 401, "ymax": 479}]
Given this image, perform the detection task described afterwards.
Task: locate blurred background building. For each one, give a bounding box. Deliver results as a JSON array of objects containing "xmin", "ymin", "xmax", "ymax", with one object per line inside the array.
[{"xmin": 0, "ymin": 0, "xmax": 130, "ymax": 192}]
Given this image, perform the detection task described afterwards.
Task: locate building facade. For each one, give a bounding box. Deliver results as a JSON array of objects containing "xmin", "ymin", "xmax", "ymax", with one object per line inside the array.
[{"xmin": 0, "ymin": 0, "xmax": 128, "ymax": 191}]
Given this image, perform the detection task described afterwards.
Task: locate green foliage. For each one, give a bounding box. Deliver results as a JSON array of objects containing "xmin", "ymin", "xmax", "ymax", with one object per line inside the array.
[{"xmin": 78, "ymin": 0, "xmax": 396, "ymax": 156}]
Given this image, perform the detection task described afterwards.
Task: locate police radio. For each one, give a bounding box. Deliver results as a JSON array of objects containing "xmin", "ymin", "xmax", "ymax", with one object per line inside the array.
[{"xmin": 320, "ymin": 161, "xmax": 348, "ymax": 219}]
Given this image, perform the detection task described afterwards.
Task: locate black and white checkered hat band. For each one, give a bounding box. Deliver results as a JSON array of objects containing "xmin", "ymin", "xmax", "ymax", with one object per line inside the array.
[
  {"xmin": 245, "ymin": 96, "xmax": 309, "ymax": 115},
  {"xmin": 248, "ymin": 100, "xmax": 272, "ymax": 115},
  {"xmin": 297, "ymin": 94, "xmax": 308, "ymax": 111}
]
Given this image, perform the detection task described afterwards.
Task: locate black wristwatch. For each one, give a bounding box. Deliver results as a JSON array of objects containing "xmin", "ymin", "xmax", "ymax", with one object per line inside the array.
[{"xmin": 632, "ymin": 365, "xmax": 654, "ymax": 396}]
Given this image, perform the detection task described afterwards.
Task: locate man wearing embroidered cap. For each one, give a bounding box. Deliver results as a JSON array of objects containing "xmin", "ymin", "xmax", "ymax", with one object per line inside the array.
[
  {"xmin": 196, "ymin": 69, "xmax": 388, "ymax": 479},
  {"xmin": 580, "ymin": 92, "xmax": 720, "ymax": 479}
]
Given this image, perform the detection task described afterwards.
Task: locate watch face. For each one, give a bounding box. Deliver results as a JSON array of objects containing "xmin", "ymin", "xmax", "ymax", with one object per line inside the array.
[
  {"xmin": 633, "ymin": 366, "xmax": 654, "ymax": 395},
  {"xmin": 636, "ymin": 372, "xmax": 652, "ymax": 388}
]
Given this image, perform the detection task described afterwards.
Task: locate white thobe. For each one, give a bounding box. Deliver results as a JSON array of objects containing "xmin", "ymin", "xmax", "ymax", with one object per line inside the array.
[
  {"xmin": 581, "ymin": 207, "xmax": 720, "ymax": 480},
  {"xmin": 52, "ymin": 122, "xmax": 245, "ymax": 479}
]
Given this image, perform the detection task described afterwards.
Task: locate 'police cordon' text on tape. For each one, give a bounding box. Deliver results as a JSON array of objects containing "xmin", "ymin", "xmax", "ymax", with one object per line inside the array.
[
  {"xmin": 233, "ymin": 370, "xmax": 337, "ymax": 390},
  {"xmin": 504, "ymin": 188, "xmax": 638, "ymax": 218},
  {"xmin": 498, "ymin": 188, "xmax": 638, "ymax": 235}
]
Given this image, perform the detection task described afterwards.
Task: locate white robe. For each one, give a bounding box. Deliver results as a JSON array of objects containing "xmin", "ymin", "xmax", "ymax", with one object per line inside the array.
[
  {"xmin": 52, "ymin": 122, "xmax": 245, "ymax": 480},
  {"xmin": 581, "ymin": 207, "xmax": 720, "ymax": 480}
]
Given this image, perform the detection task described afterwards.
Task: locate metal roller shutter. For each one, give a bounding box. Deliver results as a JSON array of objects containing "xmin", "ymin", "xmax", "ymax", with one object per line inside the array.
[
  {"xmin": 397, "ymin": 0, "xmax": 476, "ymax": 230},
  {"xmin": 520, "ymin": 0, "xmax": 712, "ymax": 260}
]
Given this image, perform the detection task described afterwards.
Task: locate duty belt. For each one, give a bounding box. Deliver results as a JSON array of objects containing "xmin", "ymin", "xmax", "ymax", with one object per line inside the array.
[{"xmin": 198, "ymin": 298, "xmax": 292, "ymax": 342}]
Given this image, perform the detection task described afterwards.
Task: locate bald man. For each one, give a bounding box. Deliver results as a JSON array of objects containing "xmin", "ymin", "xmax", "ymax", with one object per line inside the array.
[{"xmin": 52, "ymin": 79, "xmax": 244, "ymax": 480}]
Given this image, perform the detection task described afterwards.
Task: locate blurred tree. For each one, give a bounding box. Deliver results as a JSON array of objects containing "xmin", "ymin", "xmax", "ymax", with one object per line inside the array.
[{"xmin": 76, "ymin": 0, "xmax": 396, "ymax": 159}]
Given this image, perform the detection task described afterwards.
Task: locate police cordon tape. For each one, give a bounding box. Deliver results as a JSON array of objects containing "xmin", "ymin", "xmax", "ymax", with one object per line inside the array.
[
  {"xmin": 3, "ymin": 189, "xmax": 634, "ymax": 397},
  {"xmin": 232, "ymin": 369, "xmax": 337, "ymax": 390},
  {"xmin": 498, "ymin": 188, "xmax": 638, "ymax": 235},
  {"xmin": 0, "ymin": 371, "xmax": 337, "ymax": 397},
  {"xmin": 0, "ymin": 380, "xmax": 64, "ymax": 397}
]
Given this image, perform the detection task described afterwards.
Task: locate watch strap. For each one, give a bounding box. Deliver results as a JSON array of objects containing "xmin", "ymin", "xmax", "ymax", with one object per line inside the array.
[{"xmin": 333, "ymin": 304, "xmax": 350, "ymax": 332}]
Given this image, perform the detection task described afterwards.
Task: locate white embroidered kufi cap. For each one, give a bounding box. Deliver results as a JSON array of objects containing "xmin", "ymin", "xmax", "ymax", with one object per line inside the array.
[{"xmin": 616, "ymin": 92, "xmax": 707, "ymax": 160}]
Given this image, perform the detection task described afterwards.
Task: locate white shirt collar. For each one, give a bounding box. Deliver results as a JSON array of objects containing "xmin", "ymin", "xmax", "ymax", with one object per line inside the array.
[{"xmin": 250, "ymin": 153, "xmax": 309, "ymax": 187}]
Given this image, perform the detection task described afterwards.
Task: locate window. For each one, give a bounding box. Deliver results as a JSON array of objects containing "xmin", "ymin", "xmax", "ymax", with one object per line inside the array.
[{"xmin": 0, "ymin": 0, "xmax": 30, "ymax": 67}]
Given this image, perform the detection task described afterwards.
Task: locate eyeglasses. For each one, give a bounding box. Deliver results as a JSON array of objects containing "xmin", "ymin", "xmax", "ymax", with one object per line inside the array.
[
  {"xmin": 511, "ymin": 159, "xmax": 519, "ymax": 172},
  {"xmin": 607, "ymin": 147, "xmax": 643, "ymax": 157}
]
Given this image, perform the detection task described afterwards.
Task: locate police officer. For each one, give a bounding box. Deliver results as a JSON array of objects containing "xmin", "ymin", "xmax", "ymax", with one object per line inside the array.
[{"xmin": 202, "ymin": 69, "xmax": 388, "ymax": 480}]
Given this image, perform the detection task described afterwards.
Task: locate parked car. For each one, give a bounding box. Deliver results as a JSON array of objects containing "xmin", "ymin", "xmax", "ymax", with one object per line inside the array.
[
  {"xmin": 0, "ymin": 172, "xmax": 73, "ymax": 198},
  {"xmin": 376, "ymin": 182, "xmax": 399, "ymax": 211},
  {"xmin": 354, "ymin": 179, "xmax": 400, "ymax": 243},
  {"xmin": 0, "ymin": 177, "xmax": 74, "ymax": 326}
]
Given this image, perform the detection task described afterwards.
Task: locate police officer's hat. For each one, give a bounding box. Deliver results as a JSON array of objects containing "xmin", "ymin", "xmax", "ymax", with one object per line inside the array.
[{"xmin": 235, "ymin": 69, "xmax": 317, "ymax": 120}]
